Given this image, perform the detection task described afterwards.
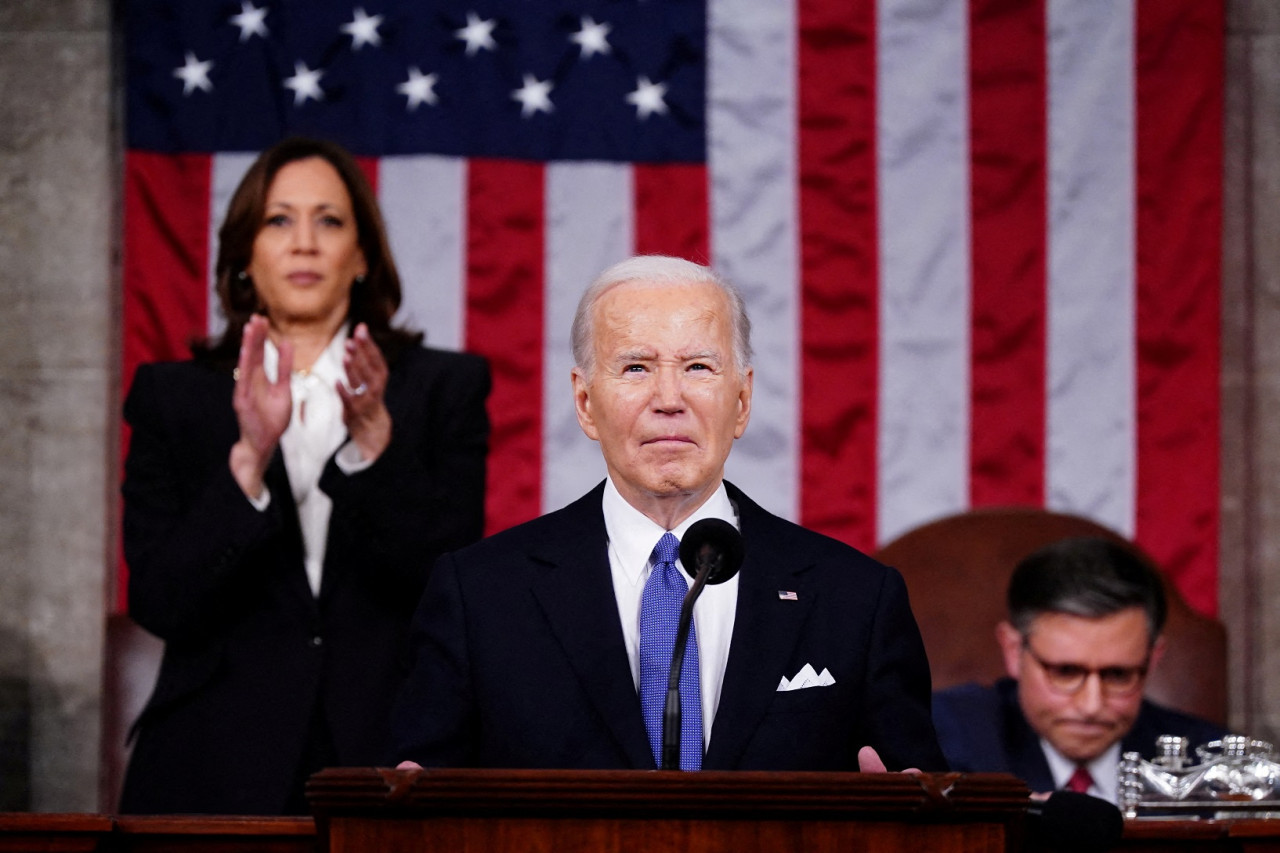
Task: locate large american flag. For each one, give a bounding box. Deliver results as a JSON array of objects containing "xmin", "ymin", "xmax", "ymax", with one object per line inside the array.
[{"xmin": 121, "ymin": 0, "xmax": 1223, "ymax": 614}]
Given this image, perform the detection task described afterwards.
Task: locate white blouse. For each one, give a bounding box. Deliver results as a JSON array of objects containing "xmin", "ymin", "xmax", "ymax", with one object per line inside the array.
[{"xmin": 260, "ymin": 327, "xmax": 371, "ymax": 596}]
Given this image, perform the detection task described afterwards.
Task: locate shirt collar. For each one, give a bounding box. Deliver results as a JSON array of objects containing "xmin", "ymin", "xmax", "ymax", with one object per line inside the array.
[
  {"xmin": 262, "ymin": 323, "xmax": 351, "ymax": 384},
  {"xmin": 306, "ymin": 325, "xmax": 351, "ymax": 387},
  {"xmin": 1041, "ymin": 738, "xmax": 1121, "ymax": 795},
  {"xmin": 601, "ymin": 477, "xmax": 739, "ymax": 586}
]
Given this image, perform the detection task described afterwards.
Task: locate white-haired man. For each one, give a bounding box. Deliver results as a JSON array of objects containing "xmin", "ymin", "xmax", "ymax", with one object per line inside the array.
[{"xmin": 393, "ymin": 255, "xmax": 945, "ymax": 773}]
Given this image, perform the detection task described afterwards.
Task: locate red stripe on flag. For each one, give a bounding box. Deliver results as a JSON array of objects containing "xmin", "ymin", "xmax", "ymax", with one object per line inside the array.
[
  {"xmin": 634, "ymin": 163, "xmax": 709, "ymax": 262},
  {"xmin": 798, "ymin": 0, "xmax": 879, "ymax": 551},
  {"xmin": 968, "ymin": 0, "xmax": 1047, "ymax": 508},
  {"xmin": 465, "ymin": 158, "xmax": 546, "ymax": 535},
  {"xmin": 122, "ymin": 152, "xmax": 213, "ymax": 389},
  {"xmin": 1134, "ymin": 0, "xmax": 1223, "ymax": 615},
  {"xmin": 355, "ymin": 156, "xmax": 378, "ymax": 193},
  {"xmin": 119, "ymin": 151, "xmax": 213, "ymax": 607}
]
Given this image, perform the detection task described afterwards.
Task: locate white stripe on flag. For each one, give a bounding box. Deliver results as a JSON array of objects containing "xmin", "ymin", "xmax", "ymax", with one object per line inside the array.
[
  {"xmin": 708, "ymin": 0, "xmax": 800, "ymax": 522},
  {"xmin": 876, "ymin": 0, "xmax": 972, "ymax": 544},
  {"xmin": 208, "ymin": 153, "xmax": 257, "ymax": 338},
  {"xmin": 382, "ymin": 155, "xmax": 467, "ymax": 351},
  {"xmin": 1046, "ymin": 0, "xmax": 1135, "ymax": 535},
  {"xmin": 542, "ymin": 162, "xmax": 629, "ymax": 512}
]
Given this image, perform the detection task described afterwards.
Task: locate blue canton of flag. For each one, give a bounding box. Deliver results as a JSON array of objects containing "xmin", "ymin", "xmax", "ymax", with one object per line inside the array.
[{"xmin": 125, "ymin": 0, "xmax": 706, "ymax": 161}]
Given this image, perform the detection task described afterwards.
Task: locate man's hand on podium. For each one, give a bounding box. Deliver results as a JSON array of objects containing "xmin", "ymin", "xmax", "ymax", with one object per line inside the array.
[
  {"xmin": 857, "ymin": 746, "xmax": 922, "ymax": 775},
  {"xmin": 393, "ymin": 752, "xmax": 919, "ymax": 774}
]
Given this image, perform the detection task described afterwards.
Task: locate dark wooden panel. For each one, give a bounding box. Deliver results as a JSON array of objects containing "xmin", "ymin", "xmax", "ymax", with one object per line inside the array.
[
  {"xmin": 0, "ymin": 814, "xmax": 112, "ymax": 852},
  {"xmin": 111, "ymin": 816, "xmax": 314, "ymax": 853},
  {"xmin": 308, "ymin": 768, "xmax": 1031, "ymax": 853},
  {"xmin": 1115, "ymin": 818, "xmax": 1280, "ymax": 853}
]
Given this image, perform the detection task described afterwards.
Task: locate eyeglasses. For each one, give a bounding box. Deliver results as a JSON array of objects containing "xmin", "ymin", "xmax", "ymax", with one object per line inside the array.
[{"xmin": 1022, "ymin": 639, "xmax": 1149, "ymax": 696}]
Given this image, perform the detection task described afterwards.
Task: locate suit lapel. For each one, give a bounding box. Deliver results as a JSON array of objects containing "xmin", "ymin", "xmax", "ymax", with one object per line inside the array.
[
  {"xmin": 1001, "ymin": 682, "xmax": 1057, "ymax": 791},
  {"xmin": 528, "ymin": 487, "xmax": 655, "ymax": 769},
  {"xmin": 315, "ymin": 354, "xmax": 408, "ymax": 601},
  {"xmin": 1120, "ymin": 701, "xmax": 1158, "ymax": 755},
  {"xmin": 704, "ymin": 486, "xmax": 816, "ymax": 769},
  {"xmin": 204, "ymin": 365, "xmax": 314, "ymax": 606},
  {"xmin": 265, "ymin": 447, "xmax": 317, "ymax": 607}
]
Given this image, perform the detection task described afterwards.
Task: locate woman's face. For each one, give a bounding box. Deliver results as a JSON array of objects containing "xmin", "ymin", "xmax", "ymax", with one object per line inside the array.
[{"xmin": 247, "ymin": 156, "xmax": 367, "ymax": 333}]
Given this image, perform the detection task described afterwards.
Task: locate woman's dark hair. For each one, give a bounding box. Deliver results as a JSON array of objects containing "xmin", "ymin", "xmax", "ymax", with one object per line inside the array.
[{"xmin": 193, "ymin": 136, "xmax": 422, "ymax": 364}]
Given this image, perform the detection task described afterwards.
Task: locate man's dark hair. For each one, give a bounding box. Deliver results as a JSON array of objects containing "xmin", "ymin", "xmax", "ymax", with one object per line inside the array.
[{"xmin": 1006, "ymin": 537, "xmax": 1167, "ymax": 648}]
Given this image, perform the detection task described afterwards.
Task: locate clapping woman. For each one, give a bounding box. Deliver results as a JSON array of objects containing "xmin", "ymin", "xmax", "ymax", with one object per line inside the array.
[{"xmin": 119, "ymin": 137, "xmax": 489, "ymax": 814}]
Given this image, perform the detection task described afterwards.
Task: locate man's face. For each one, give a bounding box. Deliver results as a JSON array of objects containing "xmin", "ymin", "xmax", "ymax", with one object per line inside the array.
[
  {"xmin": 572, "ymin": 278, "xmax": 752, "ymax": 519},
  {"xmin": 998, "ymin": 607, "xmax": 1161, "ymax": 763}
]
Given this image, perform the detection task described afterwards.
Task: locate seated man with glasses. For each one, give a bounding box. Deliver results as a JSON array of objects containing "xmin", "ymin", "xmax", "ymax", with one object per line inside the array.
[{"xmin": 931, "ymin": 537, "xmax": 1225, "ymax": 802}]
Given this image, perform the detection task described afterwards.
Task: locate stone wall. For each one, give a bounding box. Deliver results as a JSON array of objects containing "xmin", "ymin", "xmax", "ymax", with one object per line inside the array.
[
  {"xmin": 0, "ymin": 0, "xmax": 114, "ymax": 811},
  {"xmin": 1223, "ymin": 0, "xmax": 1280, "ymax": 742}
]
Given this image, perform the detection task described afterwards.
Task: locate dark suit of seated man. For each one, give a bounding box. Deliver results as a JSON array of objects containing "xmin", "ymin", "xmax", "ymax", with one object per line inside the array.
[
  {"xmin": 932, "ymin": 538, "xmax": 1225, "ymax": 802},
  {"xmin": 392, "ymin": 255, "xmax": 947, "ymax": 773}
]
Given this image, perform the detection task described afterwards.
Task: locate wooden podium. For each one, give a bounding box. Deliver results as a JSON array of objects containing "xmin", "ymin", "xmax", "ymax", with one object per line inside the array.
[{"xmin": 307, "ymin": 768, "xmax": 1030, "ymax": 853}]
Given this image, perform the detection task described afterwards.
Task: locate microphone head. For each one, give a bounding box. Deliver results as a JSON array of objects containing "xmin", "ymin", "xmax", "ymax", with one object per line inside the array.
[
  {"xmin": 679, "ymin": 518, "xmax": 745, "ymax": 586},
  {"xmin": 1028, "ymin": 791, "xmax": 1124, "ymax": 852}
]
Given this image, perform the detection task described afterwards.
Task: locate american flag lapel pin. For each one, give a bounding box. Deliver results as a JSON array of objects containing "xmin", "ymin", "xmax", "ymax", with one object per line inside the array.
[{"xmin": 778, "ymin": 590, "xmax": 798, "ymax": 601}]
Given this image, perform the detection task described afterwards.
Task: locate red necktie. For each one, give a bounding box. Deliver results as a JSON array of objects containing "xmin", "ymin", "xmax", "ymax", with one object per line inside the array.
[{"xmin": 1066, "ymin": 765, "xmax": 1094, "ymax": 794}]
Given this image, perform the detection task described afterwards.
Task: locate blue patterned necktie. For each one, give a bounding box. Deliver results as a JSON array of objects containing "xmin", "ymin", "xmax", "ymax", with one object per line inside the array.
[{"xmin": 639, "ymin": 532, "xmax": 703, "ymax": 770}]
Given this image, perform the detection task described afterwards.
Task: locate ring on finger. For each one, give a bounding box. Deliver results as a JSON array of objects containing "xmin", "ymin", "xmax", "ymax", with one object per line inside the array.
[{"xmin": 352, "ymin": 382, "xmax": 369, "ymax": 396}]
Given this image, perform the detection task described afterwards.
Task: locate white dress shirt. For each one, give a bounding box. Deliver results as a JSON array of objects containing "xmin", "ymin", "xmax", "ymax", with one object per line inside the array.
[
  {"xmin": 601, "ymin": 478, "xmax": 740, "ymax": 747},
  {"xmin": 260, "ymin": 327, "xmax": 371, "ymax": 596},
  {"xmin": 1042, "ymin": 739, "xmax": 1122, "ymax": 803}
]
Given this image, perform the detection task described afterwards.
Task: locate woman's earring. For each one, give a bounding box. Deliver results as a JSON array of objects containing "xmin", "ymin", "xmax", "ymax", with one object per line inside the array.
[
  {"xmin": 354, "ymin": 274, "xmax": 366, "ymax": 286},
  {"xmin": 237, "ymin": 270, "xmax": 249, "ymax": 282}
]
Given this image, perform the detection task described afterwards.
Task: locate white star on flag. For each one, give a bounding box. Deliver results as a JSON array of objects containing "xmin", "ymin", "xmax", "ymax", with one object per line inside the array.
[
  {"xmin": 229, "ymin": 1, "xmax": 269, "ymax": 42},
  {"xmin": 455, "ymin": 12, "xmax": 497, "ymax": 57},
  {"xmin": 396, "ymin": 67, "xmax": 439, "ymax": 110},
  {"xmin": 341, "ymin": 7, "xmax": 384, "ymax": 50},
  {"xmin": 570, "ymin": 16, "xmax": 611, "ymax": 59},
  {"xmin": 173, "ymin": 52, "xmax": 213, "ymax": 96},
  {"xmin": 283, "ymin": 62, "xmax": 325, "ymax": 105},
  {"xmin": 511, "ymin": 73, "xmax": 553, "ymax": 117},
  {"xmin": 626, "ymin": 76, "xmax": 668, "ymax": 120}
]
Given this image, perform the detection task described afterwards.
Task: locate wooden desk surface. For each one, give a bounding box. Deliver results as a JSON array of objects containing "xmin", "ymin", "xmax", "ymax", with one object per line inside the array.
[
  {"xmin": 0, "ymin": 813, "xmax": 112, "ymax": 852},
  {"xmin": 3, "ymin": 811, "xmax": 1280, "ymax": 852},
  {"xmin": 0, "ymin": 813, "xmax": 315, "ymax": 853},
  {"xmin": 1120, "ymin": 818, "xmax": 1280, "ymax": 852}
]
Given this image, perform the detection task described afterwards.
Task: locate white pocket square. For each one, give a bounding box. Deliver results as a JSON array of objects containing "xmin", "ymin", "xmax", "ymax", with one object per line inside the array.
[{"xmin": 776, "ymin": 663, "xmax": 836, "ymax": 691}]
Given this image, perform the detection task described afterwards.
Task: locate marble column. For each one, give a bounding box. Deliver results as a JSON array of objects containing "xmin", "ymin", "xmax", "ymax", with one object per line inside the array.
[
  {"xmin": 0, "ymin": 0, "xmax": 114, "ymax": 811},
  {"xmin": 1222, "ymin": 0, "xmax": 1280, "ymax": 742}
]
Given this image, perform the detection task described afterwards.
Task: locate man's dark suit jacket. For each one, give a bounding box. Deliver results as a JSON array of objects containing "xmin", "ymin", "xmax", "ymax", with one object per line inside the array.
[
  {"xmin": 932, "ymin": 678, "xmax": 1226, "ymax": 792},
  {"xmin": 119, "ymin": 345, "xmax": 489, "ymax": 815},
  {"xmin": 392, "ymin": 481, "xmax": 947, "ymax": 772}
]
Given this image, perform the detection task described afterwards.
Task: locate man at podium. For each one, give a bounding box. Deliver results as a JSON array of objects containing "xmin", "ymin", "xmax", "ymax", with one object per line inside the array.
[{"xmin": 392, "ymin": 255, "xmax": 946, "ymax": 773}]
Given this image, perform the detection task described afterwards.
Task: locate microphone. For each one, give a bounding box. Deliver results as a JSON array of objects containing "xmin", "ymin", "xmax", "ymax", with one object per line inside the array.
[
  {"xmin": 678, "ymin": 518, "xmax": 746, "ymax": 585},
  {"xmin": 1026, "ymin": 791, "xmax": 1124, "ymax": 851},
  {"xmin": 661, "ymin": 519, "xmax": 745, "ymax": 770}
]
